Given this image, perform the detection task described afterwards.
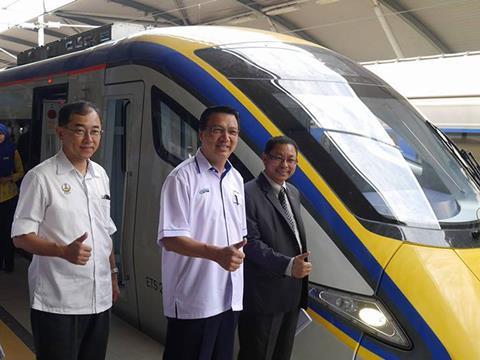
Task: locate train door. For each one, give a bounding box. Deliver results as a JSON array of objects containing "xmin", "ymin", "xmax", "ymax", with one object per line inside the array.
[
  {"xmin": 102, "ymin": 82, "xmax": 144, "ymax": 327},
  {"xmin": 132, "ymin": 86, "xmax": 201, "ymax": 342},
  {"xmin": 31, "ymin": 85, "xmax": 68, "ymax": 167}
]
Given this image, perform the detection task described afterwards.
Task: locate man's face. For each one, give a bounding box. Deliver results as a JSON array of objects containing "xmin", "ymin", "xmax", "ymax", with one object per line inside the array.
[
  {"xmin": 262, "ymin": 143, "xmax": 298, "ymax": 185},
  {"xmin": 199, "ymin": 112, "xmax": 239, "ymax": 167},
  {"xmin": 0, "ymin": 133, "xmax": 4, "ymax": 144},
  {"xmin": 57, "ymin": 110, "xmax": 102, "ymax": 164}
]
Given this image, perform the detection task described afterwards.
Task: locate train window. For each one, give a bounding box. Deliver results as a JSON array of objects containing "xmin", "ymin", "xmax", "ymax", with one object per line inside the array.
[
  {"xmin": 196, "ymin": 43, "xmax": 382, "ymax": 85},
  {"xmin": 197, "ymin": 43, "xmax": 480, "ymax": 247},
  {"xmin": 151, "ymin": 86, "xmax": 198, "ymax": 166}
]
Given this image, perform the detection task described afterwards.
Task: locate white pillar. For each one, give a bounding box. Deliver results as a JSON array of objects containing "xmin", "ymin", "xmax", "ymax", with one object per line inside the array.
[{"xmin": 38, "ymin": 14, "xmax": 45, "ymax": 46}]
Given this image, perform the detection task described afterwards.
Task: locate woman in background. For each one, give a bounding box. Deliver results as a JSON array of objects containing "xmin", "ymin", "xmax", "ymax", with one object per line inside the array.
[{"xmin": 0, "ymin": 123, "xmax": 24, "ymax": 273}]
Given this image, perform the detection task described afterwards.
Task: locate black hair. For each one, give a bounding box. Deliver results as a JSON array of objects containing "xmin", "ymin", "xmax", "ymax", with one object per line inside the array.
[
  {"xmin": 199, "ymin": 106, "xmax": 240, "ymax": 130},
  {"xmin": 264, "ymin": 136, "xmax": 298, "ymax": 154},
  {"xmin": 58, "ymin": 101, "xmax": 101, "ymax": 127}
]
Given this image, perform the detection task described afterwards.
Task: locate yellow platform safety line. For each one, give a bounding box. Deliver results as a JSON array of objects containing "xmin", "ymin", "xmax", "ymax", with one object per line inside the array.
[
  {"xmin": 0, "ymin": 320, "xmax": 34, "ymax": 360},
  {"xmin": 134, "ymin": 32, "xmax": 403, "ymax": 269},
  {"xmin": 307, "ymin": 309, "xmax": 382, "ymax": 360}
]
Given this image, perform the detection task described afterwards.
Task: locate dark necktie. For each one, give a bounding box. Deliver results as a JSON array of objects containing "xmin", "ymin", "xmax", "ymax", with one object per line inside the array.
[{"xmin": 278, "ymin": 188, "xmax": 297, "ymax": 234}]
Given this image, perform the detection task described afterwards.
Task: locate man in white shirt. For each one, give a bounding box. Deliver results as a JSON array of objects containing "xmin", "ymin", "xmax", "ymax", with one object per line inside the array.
[
  {"xmin": 158, "ymin": 106, "xmax": 247, "ymax": 360},
  {"xmin": 12, "ymin": 101, "xmax": 119, "ymax": 360}
]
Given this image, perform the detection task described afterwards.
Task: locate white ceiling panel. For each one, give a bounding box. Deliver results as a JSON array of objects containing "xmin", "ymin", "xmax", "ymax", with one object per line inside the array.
[{"xmin": 0, "ymin": 0, "xmax": 479, "ymax": 67}]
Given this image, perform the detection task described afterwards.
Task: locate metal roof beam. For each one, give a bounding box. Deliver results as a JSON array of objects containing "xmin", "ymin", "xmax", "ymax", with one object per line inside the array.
[
  {"xmin": 109, "ymin": 0, "xmax": 184, "ymax": 25},
  {"xmin": 54, "ymin": 11, "xmax": 159, "ymax": 27},
  {"xmin": 0, "ymin": 58, "xmax": 15, "ymax": 66},
  {"xmin": 0, "ymin": 35, "xmax": 36, "ymax": 47},
  {"xmin": 234, "ymin": 0, "xmax": 321, "ymax": 45},
  {"xmin": 25, "ymin": 28, "xmax": 66, "ymax": 39},
  {"xmin": 0, "ymin": 47, "xmax": 19, "ymax": 56},
  {"xmin": 53, "ymin": 12, "xmax": 106, "ymax": 26},
  {"xmin": 173, "ymin": 0, "xmax": 190, "ymax": 25},
  {"xmin": 379, "ymin": 0, "xmax": 452, "ymax": 53},
  {"xmin": 59, "ymin": 18, "xmax": 83, "ymax": 34}
]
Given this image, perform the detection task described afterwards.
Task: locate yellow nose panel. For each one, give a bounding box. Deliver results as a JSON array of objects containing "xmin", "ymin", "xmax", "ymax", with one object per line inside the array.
[
  {"xmin": 386, "ymin": 244, "xmax": 480, "ymax": 358},
  {"xmin": 455, "ymin": 248, "xmax": 480, "ymax": 281}
]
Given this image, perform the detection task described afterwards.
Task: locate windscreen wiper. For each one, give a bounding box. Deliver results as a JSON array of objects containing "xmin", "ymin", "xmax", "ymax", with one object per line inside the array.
[{"xmin": 459, "ymin": 149, "xmax": 480, "ymax": 183}]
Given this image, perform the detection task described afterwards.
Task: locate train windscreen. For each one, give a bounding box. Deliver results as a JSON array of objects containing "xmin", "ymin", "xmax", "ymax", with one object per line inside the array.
[{"xmin": 196, "ymin": 42, "xmax": 480, "ymax": 248}]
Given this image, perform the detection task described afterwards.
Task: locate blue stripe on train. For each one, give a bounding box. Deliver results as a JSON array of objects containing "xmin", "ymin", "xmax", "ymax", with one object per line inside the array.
[
  {"xmin": 0, "ymin": 39, "xmax": 450, "ymax": 359},
  {"xmin": 147, "ymin": 42, "xmax": 449, "ymax": 359}
]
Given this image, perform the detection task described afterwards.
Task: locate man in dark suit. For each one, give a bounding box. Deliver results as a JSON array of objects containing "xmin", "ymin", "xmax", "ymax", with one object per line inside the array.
[{"xmin": 238, "ymin": 136, "xmax": 312, "ymax": 360}]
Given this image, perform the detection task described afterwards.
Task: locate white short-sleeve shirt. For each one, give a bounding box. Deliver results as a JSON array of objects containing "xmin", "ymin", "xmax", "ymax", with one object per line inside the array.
[
  {"xmin": 158, "ymin": 149, "xmax": 247, "ymax": 319},
  {"xmin": 11, "ymin": 150, "xmax": 117, "ymax": 314}
]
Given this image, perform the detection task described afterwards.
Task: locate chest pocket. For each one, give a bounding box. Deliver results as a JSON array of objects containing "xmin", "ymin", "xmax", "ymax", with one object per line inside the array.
[
  {"xmin": 195, "ymin": 187, "xmax": 213, "ymax": 213},
  {"xmin": 99, "ymin": 198, "xmax": 111, "ymax": 224}
]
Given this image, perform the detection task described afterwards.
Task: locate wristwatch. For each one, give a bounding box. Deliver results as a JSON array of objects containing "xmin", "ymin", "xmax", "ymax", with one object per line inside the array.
[{"xmin": 111, "ymin": 267, "xmax": 119, "ymax": 275}]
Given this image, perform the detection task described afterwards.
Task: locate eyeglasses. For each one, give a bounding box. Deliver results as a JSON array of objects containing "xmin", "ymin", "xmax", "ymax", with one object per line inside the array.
[
  {"xmin": 267, "ymin": 153, "xmax": 298, "ymax": 166},
  {"xmin": 64, "ymin": 127, "xmax": 104, "ymax": 138},
  {"xmin": 207, "ymin": 126, "xmax": 239, "ymax": 137}
]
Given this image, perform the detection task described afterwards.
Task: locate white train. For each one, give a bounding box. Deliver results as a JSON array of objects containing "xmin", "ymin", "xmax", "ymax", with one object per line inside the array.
[{"xmin": 1, "ymin": 25, "xmax": 480, "ymax": 359}]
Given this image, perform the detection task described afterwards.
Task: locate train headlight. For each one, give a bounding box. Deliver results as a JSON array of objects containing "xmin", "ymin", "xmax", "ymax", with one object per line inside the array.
[
  {"xmin": 358, "ymin": 307, "xmax": 387, "ymax": 327},
  {"xmin": 311, "ymin": 286, "xmax": 411, "ymax": 349}
]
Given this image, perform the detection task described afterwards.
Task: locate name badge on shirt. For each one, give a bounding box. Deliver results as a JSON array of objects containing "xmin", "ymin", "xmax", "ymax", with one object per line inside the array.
[
  {"xmin": 61, "ymin": 183, "xmax": 71, "ymax": 195},
  {"xmin": 199, "ymin": 188, "xmax": 210, "ymax": 195},
  {"xmin": 232, "ymin": 190, "xmax": 240, "ymax": 205}
]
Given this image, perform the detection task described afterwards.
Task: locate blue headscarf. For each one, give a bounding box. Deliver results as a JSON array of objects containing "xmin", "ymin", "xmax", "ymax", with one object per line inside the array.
[{"xmin": 0, "ymin": 123, "xmax": 15, "ymax": 177}]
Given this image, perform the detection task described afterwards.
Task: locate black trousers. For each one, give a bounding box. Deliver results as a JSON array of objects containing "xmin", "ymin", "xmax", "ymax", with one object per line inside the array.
[
  {"xmin": 0, "ymin": 196, "xmax": 17, "ymax": 272},
  {"xmin": 238, "ymin": 308, "xmax": 300, "ymax": 360},
  {"xmin": 31, "ymin": 308, "xmax": 111, "ymax": 360},
  {"xmin": 163, "ymin": 309, "xmax": 239, "ymax": 360}
]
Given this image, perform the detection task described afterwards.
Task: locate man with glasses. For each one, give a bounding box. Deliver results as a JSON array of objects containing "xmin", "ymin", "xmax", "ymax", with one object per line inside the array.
[
  {"xmin": 158, "ymin": 106, "xmax": 247, "ymax": 360},
  {"xmin": 238, "ymin": 136, "xmax": 312, "ymax": 360},
  {"xmin": 12, "ymin": 101, "xmax": 119, "ymax": 360}
]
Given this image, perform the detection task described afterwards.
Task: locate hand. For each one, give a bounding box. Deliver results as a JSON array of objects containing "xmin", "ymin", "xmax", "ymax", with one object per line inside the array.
[
  {"xmin": 61, "ymin": 233, "xmax": 92, "ymax": 265},
  {"xmin": 112, "ymin": 276, "xmax": 120, "ymax": 303},
  {"xmin": 214, "ymin": 239, "xmax": 246, "ymax": 272},
  {"xmin": 292, "ymin": 252, "xmax": 312, "ymax": 279}
]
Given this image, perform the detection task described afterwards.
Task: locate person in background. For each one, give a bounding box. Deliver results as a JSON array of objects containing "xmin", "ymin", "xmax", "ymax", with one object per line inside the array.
[
  {"xmin": 0, "ymin": 123, "xmax": 24, "ymax": 273},
  {"xmin": 238, "ymin": 136, "xmax": 312, "ymax": 360},
  {"xmin": 158, "ymin": 106, "xmax": 247, "ymax": 360},
  {"xmin": 12, "ymin": 101, "xmax": 119, "ymax": 360}
]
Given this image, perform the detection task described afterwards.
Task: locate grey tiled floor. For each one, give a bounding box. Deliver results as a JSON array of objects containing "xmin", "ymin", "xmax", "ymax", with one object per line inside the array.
[{"xmin": 0, "ymin": 254, "xmax": 163, "ymax": 360}]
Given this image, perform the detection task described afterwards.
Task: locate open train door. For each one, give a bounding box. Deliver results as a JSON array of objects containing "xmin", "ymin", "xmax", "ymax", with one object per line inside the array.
[{"xmin": 102, "ymin": 82, "xmax": 144, "ymax": 328}]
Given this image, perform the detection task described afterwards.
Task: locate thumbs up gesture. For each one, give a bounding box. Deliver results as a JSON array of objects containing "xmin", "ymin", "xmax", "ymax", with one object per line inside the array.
[
  {"xmin": 292, "ymin": 251, "xmax": 312, "ymax": 279},
  {"xmin": 215, "ymin": 239, "xmax": 247, "ymax": 272},
  {"xmin": 61, "ymin": 232, "xmax": 92, "ymax": 265}
]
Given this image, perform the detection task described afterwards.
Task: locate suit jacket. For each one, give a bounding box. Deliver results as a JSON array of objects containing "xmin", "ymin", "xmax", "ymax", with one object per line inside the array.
[{"xmin": 243, "ymin": 172, "xmax": 309, "ymax": 314}]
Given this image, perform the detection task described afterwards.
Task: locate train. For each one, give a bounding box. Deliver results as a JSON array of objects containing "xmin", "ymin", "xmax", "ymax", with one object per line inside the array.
[{"xmin": 1, "ymin": 25, "xmax": 480, "ymax": 359}]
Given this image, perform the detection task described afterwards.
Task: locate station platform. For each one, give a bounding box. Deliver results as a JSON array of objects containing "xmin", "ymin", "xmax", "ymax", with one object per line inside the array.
[{"xmin": 0, "ymin": 254, "xmax": 164, "ymax": 359}]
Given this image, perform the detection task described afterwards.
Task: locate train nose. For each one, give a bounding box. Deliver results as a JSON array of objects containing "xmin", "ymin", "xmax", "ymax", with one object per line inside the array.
[
  {"xmin": 380, "ymin": 244, "xmax": 480, "ymax": 359},
  {"xmin": 455, "ymin": 248, "xmax": 480, "ymax": 279}
]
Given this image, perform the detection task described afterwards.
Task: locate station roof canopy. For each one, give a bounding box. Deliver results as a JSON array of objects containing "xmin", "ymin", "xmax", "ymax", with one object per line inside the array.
[{"xmin": 0, "ymin": 0, "xmax": 479, "ymax": 67}]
